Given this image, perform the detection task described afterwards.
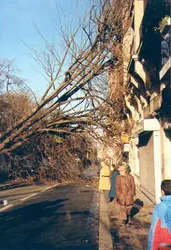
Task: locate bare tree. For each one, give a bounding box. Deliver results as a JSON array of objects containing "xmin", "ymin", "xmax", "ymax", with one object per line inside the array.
[
  {"xmin": 0, "ymin": 0, "xmax": 131, "ymax": 158},
  {"xmin": 0, "ymin": 59, "xmax": 24, "ymax": 93}
]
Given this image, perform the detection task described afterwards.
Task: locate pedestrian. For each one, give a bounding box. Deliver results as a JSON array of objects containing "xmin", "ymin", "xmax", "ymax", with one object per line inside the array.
[
  {"xmin": 108, "ymin": 164, "xmax": 119, "ymax": 202},
  {"xmin": 115, "ymin": 163, "xmax": 136, "ymax": 225},
  {"xmin": 99, "ymin": 159, "xmax": 110, "ymax": 191},
  {"xmin": 148, "ymin": 179, "xmax": 171, "ymax": 250}
]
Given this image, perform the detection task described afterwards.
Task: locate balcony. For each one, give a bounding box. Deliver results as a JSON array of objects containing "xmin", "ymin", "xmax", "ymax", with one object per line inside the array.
[{"xmin": 143, "ymin": 93, "xmax": 162, "ymax": 118}]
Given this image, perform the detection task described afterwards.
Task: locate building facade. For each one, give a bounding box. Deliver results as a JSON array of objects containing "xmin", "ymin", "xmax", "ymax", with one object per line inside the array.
[{"xmin": 123, "ymin": 0, "xmax": 171, "ymax": 203}]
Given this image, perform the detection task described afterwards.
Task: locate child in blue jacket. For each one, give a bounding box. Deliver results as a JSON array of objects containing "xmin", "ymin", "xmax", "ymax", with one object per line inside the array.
[{"xmin": 148, "ymin": 179, "xmax": 171, "ymax": 249}]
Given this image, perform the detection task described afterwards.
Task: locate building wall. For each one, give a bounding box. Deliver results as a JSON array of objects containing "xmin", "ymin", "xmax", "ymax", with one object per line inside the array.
[
  {"xmin": 139, "ymin": 132, "xmax": 156, "ymax": 202},
  {"xmin": 129, "ymin": 138, "xmax": 140, "ymax": 186},
  {"xmin": 138, "ymin": 130, "xmax": 162, "ymax": 203},
  {"xmin": 161, "ymin": 130, "xmax": 171, "ymax": 179},
  {"xmin": 153, "ymin": 130, "xmax": 162, "ymax": 203},
  {"xmin": 134, "ymin": 0, "xmax": 144, "ymax": 51},
  {"xmin": 123, "ymin": 0, "xmax": 171, "ymax": 205}
]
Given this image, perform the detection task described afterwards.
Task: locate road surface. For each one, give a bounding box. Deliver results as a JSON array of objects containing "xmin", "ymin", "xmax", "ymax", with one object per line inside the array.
[{"xmin": 0, "ymin": 183, "xmax": 98, "ymax": 250}]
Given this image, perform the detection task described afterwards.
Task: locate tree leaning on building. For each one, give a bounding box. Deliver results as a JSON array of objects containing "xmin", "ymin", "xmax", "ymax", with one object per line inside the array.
[{"xmin": 0, "ymin": 0, "xmax": 132, "ymax": 176}]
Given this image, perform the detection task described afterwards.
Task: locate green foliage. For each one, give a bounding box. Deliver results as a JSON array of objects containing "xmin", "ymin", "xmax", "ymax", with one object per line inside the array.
[{"xmin": 154, "ymin": 16, "xmax": 170, "ymax": 33}]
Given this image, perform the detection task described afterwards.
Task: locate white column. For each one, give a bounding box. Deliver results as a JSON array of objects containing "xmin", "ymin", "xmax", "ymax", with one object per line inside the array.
[
  {"xmin": 153, "ymin": 130, "xmax": 162, "ymax": 203},
  {"xmin": 161, "ymin": 130, "xmax": 171, "ymax": 178}
]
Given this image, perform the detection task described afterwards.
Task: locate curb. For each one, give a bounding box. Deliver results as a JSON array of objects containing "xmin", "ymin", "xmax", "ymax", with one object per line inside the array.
[
  {"xmin": 99, "ymin": 191, "xmax": 113, "ymax": 250},
  {"xmin": 0, "ymin": 183, "xmax": 58, "ymax": 212}
]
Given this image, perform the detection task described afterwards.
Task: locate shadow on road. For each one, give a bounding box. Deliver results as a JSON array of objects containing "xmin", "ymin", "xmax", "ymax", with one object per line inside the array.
[
  {"xmin": 0, "ymin": 198, "xmax": 68, "ymax": 250},
  {"xmin": 0, "ymin": 185, "xmax": 98, "ymax": 250}
]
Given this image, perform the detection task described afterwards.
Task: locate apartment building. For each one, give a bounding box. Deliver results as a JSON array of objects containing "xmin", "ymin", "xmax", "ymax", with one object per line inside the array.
[{"xmin": 123, "ymin": 0, "xmax": 171, "ymax": 203}]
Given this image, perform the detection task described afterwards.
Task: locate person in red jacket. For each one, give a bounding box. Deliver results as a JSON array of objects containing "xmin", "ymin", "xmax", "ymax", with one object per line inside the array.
[{"xmin": 148, "ymin": 179, "xmax": 171, "ymax": 249}]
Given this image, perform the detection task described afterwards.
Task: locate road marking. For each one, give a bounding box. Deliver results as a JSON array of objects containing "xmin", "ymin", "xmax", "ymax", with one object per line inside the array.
[
  {"xmin": 20, "ymin": 193, "xmax": 39, "ymax": 201},
  {"xmin": 0, "ymin": 204, "xmax": 14, "ymax": 212},
  {"xmin": 20, "ymin": 183, "xmax": 58, "ymax": 201},
  {"xmin": 42, "ymin": 184, "xmax": 58, "ymax": 192},
  {"xmin": 0, "ymin": 183, "xmax": 59, "ymax": 212}
]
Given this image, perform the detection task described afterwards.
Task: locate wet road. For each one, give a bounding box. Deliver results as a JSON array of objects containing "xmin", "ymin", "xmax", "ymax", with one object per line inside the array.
[{"xmin": 0, "ymin": 183, "xmax": 98, "ymax": 250}]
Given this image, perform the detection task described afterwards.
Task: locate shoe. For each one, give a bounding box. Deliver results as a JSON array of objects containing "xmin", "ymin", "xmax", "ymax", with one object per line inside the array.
[
  {"xmin": 127, "ymin": 215, "xmax": 133, "ymax": 225},
  {"xmin": 109, "ymin": 197, "xmax": 114, "ymax": 202}
]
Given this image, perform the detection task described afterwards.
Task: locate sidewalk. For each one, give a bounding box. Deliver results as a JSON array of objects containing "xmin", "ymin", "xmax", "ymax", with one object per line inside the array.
[
  {"xmin": 99, "ymin": 191, "xmax": 113, "ymax": 250},
  {"xmin": 108, "ymin": 189, "xmax": 154, "ymax": 250}
]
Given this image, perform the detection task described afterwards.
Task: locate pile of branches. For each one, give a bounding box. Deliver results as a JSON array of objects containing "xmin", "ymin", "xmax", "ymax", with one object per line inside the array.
[{"xmin": 0, "ymin": 132, "xmax": 97, "ymax": 182}]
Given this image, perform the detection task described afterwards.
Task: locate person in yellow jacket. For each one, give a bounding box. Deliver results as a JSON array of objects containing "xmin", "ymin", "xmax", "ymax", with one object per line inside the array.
[{"xmin": 99, "ymin": 160, "xmax": 110, "ymax": 191}]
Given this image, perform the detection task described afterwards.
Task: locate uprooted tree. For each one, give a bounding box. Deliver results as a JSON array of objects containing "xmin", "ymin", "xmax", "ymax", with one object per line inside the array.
[{"xmin": 0, "ymin": 0, "xmax": 131, "ymax": 180}]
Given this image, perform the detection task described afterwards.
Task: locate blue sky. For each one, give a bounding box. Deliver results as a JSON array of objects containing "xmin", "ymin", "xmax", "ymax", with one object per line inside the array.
[{"xmin": 0, "ymin": 0, "xmax": 92, "ymax": 97}]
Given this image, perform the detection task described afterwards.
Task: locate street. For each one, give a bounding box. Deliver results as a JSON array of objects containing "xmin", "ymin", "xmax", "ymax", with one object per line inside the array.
[{"xmin": 0, "ymin": 183, "xmax": 98, "ymax": 250}]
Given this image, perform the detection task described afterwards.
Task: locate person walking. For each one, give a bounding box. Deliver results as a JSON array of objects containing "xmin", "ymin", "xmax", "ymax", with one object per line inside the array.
[
  {"xmin": 99, "ymin": 159, "xmax": 110, "ymax": 191},
  {"xmin": 148, "ymin": 179, "xmax": 171, "ymax": 250},
  {"xmin": 115, "ymin": 163, "xmax": 136, "ymax": 225},
  {"xmin": 108, "ymin": 164, "xmax": 119, "ymax": 202}
]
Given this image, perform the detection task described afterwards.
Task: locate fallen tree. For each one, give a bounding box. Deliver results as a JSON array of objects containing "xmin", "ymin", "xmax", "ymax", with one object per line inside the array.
[{"xmin": 0, "ymin": 0, "xmax": 131, "ymax": 173}]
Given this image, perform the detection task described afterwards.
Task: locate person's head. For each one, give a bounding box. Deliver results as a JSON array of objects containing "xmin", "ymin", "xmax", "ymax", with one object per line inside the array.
[
  {"xmin": 118, "ymin": 163, "xmax": 127, "ymax": 175},
  {"xmin": 111, "ymin": 164, "xmax": 119, "ymax": 172},
  {"xmin": 126, "ymin": 165, "xmax": 131, "ymax": 174},
  {"xmin": 104, "ymin": 157, "xmax": 110, "ymax": 166},
  {"xmin": 161, "ymin": 179, "xmax": 171, "ymax": 196},
  {"xmin": 114, "ymin": 165, "xmax": 119, "ymax": 171}
]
